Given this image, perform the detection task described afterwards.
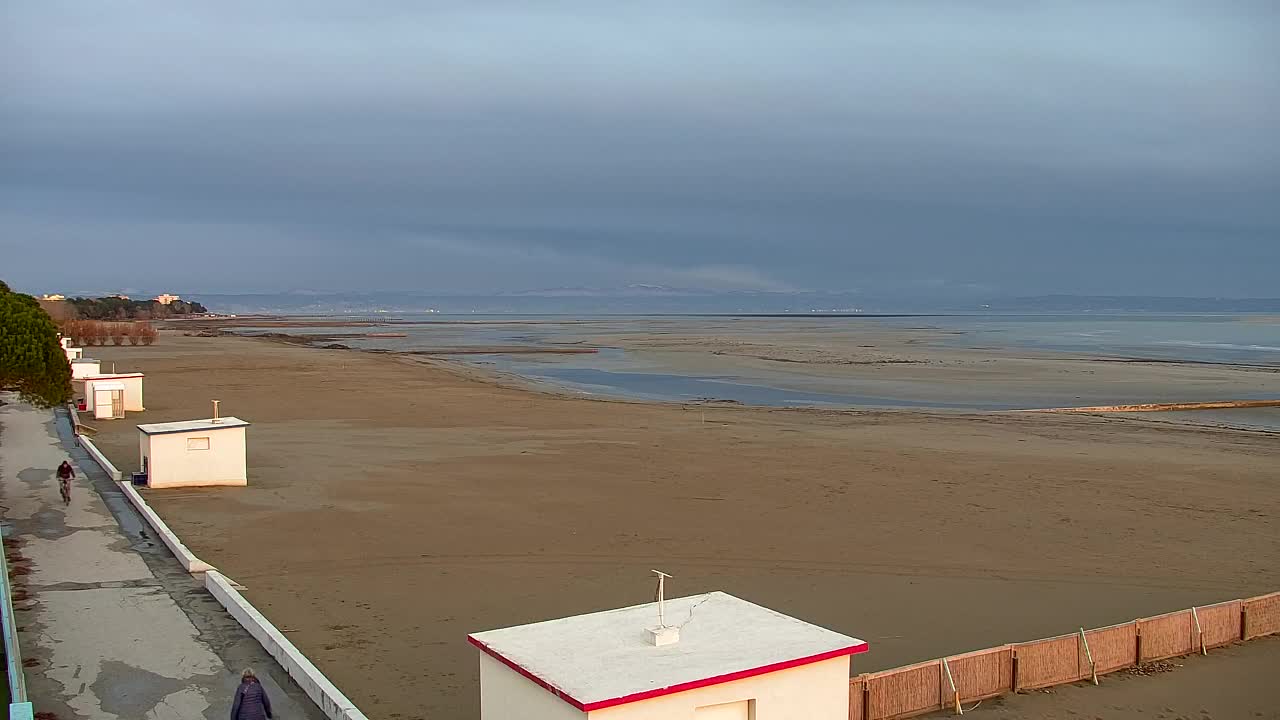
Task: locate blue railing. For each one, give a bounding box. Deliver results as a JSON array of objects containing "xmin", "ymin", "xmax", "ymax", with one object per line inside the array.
[{"xmin": 0, "ymin": 533, "xmax": 32, "ymax": 719}]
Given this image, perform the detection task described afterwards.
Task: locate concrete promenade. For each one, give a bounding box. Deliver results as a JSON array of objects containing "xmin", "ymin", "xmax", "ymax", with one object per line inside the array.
[{"xmin": 0, "ymin": 396, "xmax": 326, "ymax": 720}]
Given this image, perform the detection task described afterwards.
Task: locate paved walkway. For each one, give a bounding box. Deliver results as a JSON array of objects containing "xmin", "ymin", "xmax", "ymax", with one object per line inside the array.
[{"xmin": 0, "ymin": 396, "xmax": 325, "ymax": 720}]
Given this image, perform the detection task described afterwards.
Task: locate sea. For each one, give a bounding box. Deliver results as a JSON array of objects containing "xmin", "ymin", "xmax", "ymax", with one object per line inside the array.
[{"xmin": 230, "ymin": 312, "xmax": 1280, "ymax": 432}]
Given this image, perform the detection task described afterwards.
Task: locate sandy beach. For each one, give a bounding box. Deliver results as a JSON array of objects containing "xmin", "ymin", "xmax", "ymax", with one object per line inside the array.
[{"xmin": 85, "ymin": 332, "xmax": 1280, "ymax": 719}]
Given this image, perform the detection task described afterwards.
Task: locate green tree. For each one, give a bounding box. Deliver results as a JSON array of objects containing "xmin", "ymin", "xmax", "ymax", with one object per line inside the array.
[
  {"xmin": 68, "ymin": 295, "xmax": 205, "ymax": 319},
  {"xmin": 0, "ymin": 280, "xmax": 73, "ymax": 407}
]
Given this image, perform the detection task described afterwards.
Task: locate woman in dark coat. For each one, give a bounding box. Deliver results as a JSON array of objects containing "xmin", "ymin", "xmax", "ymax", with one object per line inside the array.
[{"xmin": 230, "ymin": 668, "xmax": 273, "ymax": 720}]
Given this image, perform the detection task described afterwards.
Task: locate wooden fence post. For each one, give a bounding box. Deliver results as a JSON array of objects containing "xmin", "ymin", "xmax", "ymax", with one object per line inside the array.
[
  {"xmin": 942, "ymin": 657, "xmax": 962, "ymax": 715},
  {"xmin": 1191, "ymin": 607, "xmax": 1206, "ymax": 655},
  {"xmin": 862, "ymin": 678, "xmax": 870, "ymax": 720},
  {"xmin": 1135, "ymin": 621, "xmax": 1143, "ymax": 664},
  {"xmin": 1079, "ymin": 628, "xmax": 1097, "ymax": 685}
]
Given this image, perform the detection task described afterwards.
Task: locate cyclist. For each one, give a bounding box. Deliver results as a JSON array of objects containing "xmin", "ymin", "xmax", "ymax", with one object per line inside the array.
[{"xmin": 56, "ymin": 460, "xmax": 75, "ymax": 506}]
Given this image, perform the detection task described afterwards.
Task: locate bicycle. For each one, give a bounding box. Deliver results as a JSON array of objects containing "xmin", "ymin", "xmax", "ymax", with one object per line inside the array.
[{"xmin": 59, "ymin": 477, "xmax": 71, "ymax": 506}]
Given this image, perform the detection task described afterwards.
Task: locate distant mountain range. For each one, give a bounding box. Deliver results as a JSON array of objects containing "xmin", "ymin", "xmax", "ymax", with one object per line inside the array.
[
  {"xmin": 158, "ymin": 290, "xmax": 1280, "ymax": 316},
  {"xmin": 497, "ymin": 284, "xmax": 716, "ymax": 297}
]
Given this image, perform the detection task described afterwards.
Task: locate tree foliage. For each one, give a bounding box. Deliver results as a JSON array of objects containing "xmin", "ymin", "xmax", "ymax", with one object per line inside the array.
[
  {"xmin": 67, "ymin": 296, "xmax": 207, "ymax": 320},
  {"xmin": 0, "ymin": 280, "xmax": 73, "ymax": 407}
]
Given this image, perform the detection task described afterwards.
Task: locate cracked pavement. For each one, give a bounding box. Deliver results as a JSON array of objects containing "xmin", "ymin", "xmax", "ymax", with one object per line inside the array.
[{"xmin": 0, "ymin": 396, "xmax": 325, "ymax": 720}]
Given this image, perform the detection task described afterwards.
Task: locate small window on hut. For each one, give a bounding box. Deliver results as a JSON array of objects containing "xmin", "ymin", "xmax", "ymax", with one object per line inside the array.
[
  {"xmin": 695, "ymin": 700, "xmax": 752, "ymax": 720},
  {"xmin": 186, "ymin": 437, "xmax": 211, "ymax": 451}
]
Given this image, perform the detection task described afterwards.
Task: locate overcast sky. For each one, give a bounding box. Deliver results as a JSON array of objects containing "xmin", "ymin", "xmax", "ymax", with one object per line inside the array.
[{"xmin": 3, "ymin": 2, "xmax": 1277, "ymax": 297}]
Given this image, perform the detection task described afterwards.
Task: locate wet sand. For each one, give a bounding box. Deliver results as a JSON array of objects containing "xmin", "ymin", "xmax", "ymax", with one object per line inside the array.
[
  {"xmin": 86, "ymin": 333, "xmax": 1279, "ymax": 719},
  {"xmin": 586, "ymin": 319, "xmax": 1280, "ymax": 412}
]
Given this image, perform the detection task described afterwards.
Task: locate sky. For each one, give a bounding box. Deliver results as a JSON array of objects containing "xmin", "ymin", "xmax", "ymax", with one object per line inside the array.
[{"xmin": 3, "ymin": 2, "xmax": 1278, "ymax": 298}]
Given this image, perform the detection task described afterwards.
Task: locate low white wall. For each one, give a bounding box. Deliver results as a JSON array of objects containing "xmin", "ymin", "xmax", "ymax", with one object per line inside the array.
[
  {"xmin": 77, "ymin": 435, "xmax": 122, "ymax": 481},
  {"xmin": 204, "ymin": 571, "xmax": 370, "ymax": 720},
  {"xmin": 116, "ymin": 481, "xmax": 215, "ymax": 574}
]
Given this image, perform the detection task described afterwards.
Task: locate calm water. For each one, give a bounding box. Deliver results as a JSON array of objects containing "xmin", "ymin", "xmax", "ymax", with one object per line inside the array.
[
  {"xmin": 915, "ymin": 314, "xmax": 1280, "ymax": 365},
  {"xmin": 238, "ymin": 313, "xmax": 1280, "ymax": 429},
  {"xmin": 489, "ymin": 360, "xmax": 1015, "ymax": 411}
]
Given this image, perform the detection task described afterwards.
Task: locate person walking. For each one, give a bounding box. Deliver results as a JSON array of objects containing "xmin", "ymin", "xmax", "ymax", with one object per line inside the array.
[
  {"xmin": 230, "ymin": 668, "xmax": 273, "ymax": 720},
  {"xmin": 56, "ymin": 460, "xmax": 75, "ymax": 506}
]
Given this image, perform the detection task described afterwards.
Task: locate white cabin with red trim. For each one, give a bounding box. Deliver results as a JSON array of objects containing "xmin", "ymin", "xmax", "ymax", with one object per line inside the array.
[{"xmin": 468, "ymin": 591, "xmax": 867, "ymax": 720}]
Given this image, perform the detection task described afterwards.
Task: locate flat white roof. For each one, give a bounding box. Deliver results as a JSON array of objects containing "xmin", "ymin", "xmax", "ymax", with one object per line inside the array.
[
  {"xmin": 468, "ymin": 591, "xmax": 866, "ymax": 711},
  {"xmin": 91, "ymin": 381, "xmax": 126, "ymax": 391},
  {"xmin": 71, "ymin": 358, "xmax": 100, "ymax": 364},
  {"xmin": 85, "ymin": 373, "xmax": 144, "ymax": 380},
  {"xmin": 137, "ymin": 417, "xmax": 250, "ymax": 435}
]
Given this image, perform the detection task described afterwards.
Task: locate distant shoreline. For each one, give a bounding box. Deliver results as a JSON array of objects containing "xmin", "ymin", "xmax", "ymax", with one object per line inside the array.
[{"xmin": 184, "ymin": 318, "xmax": 1280, "ymax": 434}]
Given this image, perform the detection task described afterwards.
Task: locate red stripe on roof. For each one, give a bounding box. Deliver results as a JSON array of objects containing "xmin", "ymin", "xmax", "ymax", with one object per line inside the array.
[{"xmin": 468, "ymin": 635, "xmax": 868, "ymax": 712}]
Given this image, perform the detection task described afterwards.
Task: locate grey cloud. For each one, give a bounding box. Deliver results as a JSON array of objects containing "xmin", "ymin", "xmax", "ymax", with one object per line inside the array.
[{"xmin": 3, "ymin": 2, "xmax": 1278, "ymax": 296}]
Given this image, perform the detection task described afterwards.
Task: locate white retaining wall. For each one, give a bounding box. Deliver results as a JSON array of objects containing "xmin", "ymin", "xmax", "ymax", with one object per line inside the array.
[
  {"xmin": 77, "ymin": 435, "xmax": 122, "ymax": 481},
  {"xmin": 205, "ymin": 571, "xmax": 370, "ymax": 720},
  {"xmin": 116, "ymin": 481, "xmax": 215, "ymax": 574}
]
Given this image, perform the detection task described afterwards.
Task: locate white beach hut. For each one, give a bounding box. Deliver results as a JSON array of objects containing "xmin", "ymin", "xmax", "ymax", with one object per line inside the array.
[
  {"xmin": 83, "ymin": 373, "xmax": 145, "ymax": 413},
  {"xmin": 60, "ymin": 337, "xmax": 83, "ymax": 362},
  {"xmin": 70, "ymin": 358, "xmax": 100, "ymax": 380},
  {"xmin": 87, "ymin": 380, "xmax": 126, "ymax": 420},
  {"xmin": 136, "ymin": 416, "xmax": 250, "ymax": 488},
  {"xmin": 469, "ymin": 591, "xmax": 867, "ymax": 720}
]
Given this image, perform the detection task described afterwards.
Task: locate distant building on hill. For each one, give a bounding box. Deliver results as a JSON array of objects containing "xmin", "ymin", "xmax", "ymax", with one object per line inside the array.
[
  {"xmin": 41, "ymin": 293, "xmax": 66, "ymax": 301},
  {"xmin": 154, "ymin": 293, "xmax": 181, "ymax": 305}
]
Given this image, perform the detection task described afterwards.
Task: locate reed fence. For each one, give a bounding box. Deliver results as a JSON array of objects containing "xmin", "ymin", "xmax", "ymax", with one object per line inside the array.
[
  {"xmin": 849, "ymin": 591, "xmax": 1279, "ymax": 719},
  {"xmin": 1243, "ymin": 592, "xmax": 1280, "ymax": 641}
]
